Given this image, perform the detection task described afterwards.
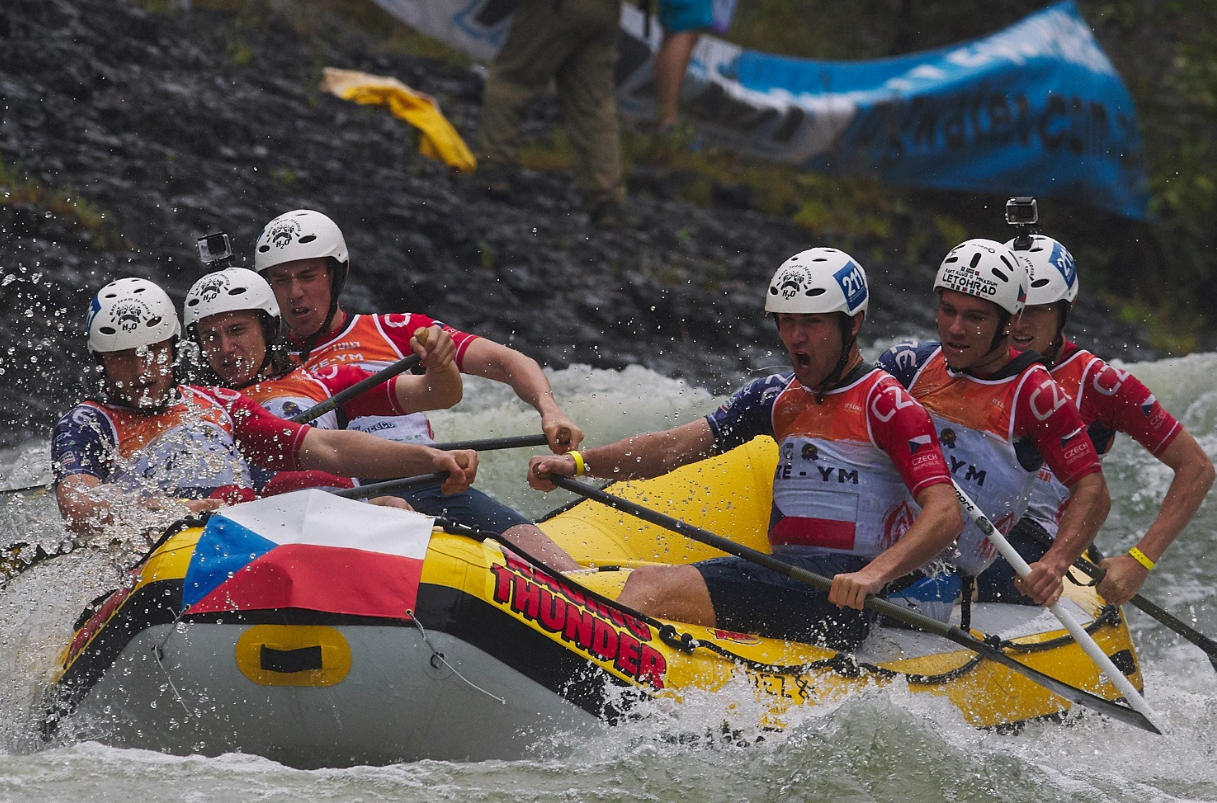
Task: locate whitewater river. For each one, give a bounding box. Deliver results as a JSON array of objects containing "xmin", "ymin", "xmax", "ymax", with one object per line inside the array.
[{"xmin": 0, "ymin": 350, "xmax": 1214, "ymax": 802}]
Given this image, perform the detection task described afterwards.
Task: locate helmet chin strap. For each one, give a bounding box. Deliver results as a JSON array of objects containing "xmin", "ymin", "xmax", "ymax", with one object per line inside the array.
[
  {"xmin": 1044, "ymin": 301, "xmax": 1071, "ymax": 365},
  {"xmin": 810, "ymin": 314, "xmax": 860, "ymax": 403},
  {"xmin": 298, "ymin": 259, "xmax": 345, "ymax": 362}
]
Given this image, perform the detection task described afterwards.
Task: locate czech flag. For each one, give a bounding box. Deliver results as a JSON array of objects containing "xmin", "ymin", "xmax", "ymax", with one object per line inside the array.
[{"xmin": 182, "ymin": 490, "xmax": 435, "ymax": 620}]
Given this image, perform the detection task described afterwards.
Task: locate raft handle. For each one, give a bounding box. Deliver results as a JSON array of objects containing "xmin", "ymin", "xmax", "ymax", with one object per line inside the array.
[{"xmin": 260, "ymin": 644, "xmax": 323, "ymax": 674}]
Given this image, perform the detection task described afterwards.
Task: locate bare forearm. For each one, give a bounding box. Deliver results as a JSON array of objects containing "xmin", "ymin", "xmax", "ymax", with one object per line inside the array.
[
  {"xmin": 393, "ymin": 364, "xmax": 463, "ymax": 413},
  {"xmin": 464, "ymin": 339, "xmax": 554, "ymax": 412},
  {"xmin": 857, "ymin": 485, "xmax": 962, "ymax": 585},
  {"xmin": 1136, "ymin": 433, "xmax": 1215, "ymax": 561},
  {"xmin": 299, "ymin": 429, "xmax": 438, "ymax": 479},
  {"xmin": 57, "ymin": 485, "xmax": 113, "ymax": 537},
  {"xmin": 582, "ymin": 422, "xmax": 715, "ymax": 481},
  {"xmin": 425, "ymin": 363, "xmax": 463, "ymax": 409}
]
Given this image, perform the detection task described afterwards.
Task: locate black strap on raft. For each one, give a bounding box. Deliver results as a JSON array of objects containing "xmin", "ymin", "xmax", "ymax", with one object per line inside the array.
[
  {"xmin": 641, "ymin": 0, "xmax": 652, "ymax": 39},
  {"xmin": 960, "ymin": 574, "xmax": 975, "ymax": 632}
]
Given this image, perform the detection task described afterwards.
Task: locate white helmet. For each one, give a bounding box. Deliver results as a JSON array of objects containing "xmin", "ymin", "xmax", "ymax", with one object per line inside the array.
[
  {"xmin": 1005, "ymin": 235, "xmax": 1078, "ymax": 306},
  {"xmin": 86, "ymin": 277, "xmax": 181, "ymax": 354},
  {"xmin": 183, "ymin": 268, "xmax": 281, "ymax": 328},
  {"xmin": 765, "ymin": 248, "xmax": 869, "ymax": 317},
  {"xmin": 934, "ymin": 239, "xmax": 1027, "ymax": 316},
  {"xmin": 254, "ymin": 209, "xmax": 349, "ymax": 273}
]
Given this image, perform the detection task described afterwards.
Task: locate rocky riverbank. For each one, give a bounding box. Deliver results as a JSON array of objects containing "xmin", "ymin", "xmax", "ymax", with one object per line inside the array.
[{"xmin": 0, "ymin": 0, "xmax": 1162, "ymax": 445}]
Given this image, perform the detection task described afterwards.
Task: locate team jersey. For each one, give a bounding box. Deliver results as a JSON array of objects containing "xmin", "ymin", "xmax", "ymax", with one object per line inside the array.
[
  {"xmin": 240, "ymin": 364, "xmax": 410, "ymax": 429},
  {"xmin": 1025, "ymin": 341, "xmax": 1181, "ymax": 534},
  {"xmin": 706, "ymin": 367, "xmax": 951, "ymax": 558},
  {"xmin": 289, "ymin": 312, "xmax": 478, "ymax": 445},
  {"xmin": 879, "ymin": 342, "xmax": 1101, "ymax": 574},
  {"xmin": 51, "ymin": 385, "xmax": 310, "ymax": 499},
  {"xmin": 238, "ymin": 363, "xmax": 411, "ymax": 493}
]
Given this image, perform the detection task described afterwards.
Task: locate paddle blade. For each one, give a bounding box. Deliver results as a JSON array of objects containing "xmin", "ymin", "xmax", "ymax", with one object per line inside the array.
[{"xmin": 942, "ymin": 626, "xmax": 1162, "ymax": 734}]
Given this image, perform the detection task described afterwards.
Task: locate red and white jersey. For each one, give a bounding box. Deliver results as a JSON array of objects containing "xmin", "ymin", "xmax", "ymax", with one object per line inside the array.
[
  {"xmin": 290, "ymin": 313, "xmax": 478, "ymax": 444},
  {"xmin": 241, "ymin": 365, "xmax": 409, "ymax": 431},
  {"xmin": 1026, "ymin": 342, "xmax": 1181, "ymax": 534},
  {"xmin": 879, "ymin": 343, "xmax": 1101, "ymax": 574},
  {"xmin": 51, "ymin": 385, "xmax": 309, "ymax": 499},
  {"xmin": 707, "ymin": 368, "xmax": 951, "ymax": 558}
]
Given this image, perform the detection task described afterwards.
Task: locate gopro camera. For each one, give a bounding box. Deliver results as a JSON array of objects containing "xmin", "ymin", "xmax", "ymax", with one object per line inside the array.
[
  {"xmin": 1005, "ymin": 197, "xmax": 1038, "ymax": 250},
  {"xmin": 1005, "ymin": 197, "xmax": 1038, "ymax": 226},
  {"xmin": 196, "ymin": 232, "xmax": 233, "ymax": 266}
]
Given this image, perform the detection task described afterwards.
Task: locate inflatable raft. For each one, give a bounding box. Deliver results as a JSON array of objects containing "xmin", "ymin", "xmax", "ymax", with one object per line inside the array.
[{"xmin": 41, "ymin": 437, "xmax": 1145, "ymax": 767}]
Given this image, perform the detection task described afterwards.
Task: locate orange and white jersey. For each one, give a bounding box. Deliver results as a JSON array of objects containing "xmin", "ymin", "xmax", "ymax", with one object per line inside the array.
[
  {"xmin": 240, "ymin": 364, "xmax": 407, "ymax": 431},
  {"xmin": 244, "ymin": 368, "xmax": 339, "ymax": 429},
  {"xmin": 50, "ymin": 386, "xmax": 306, "ymax": 498},
  {"xmin": 880, "ymin": 342, "xmax": 1100, "ymax": 574},
  {"xmin": 707, "ymin": 367, "xmax": 951, "ymax": 559},
  {"xmin": 290, "ymin": 313, "xmax": 477, "ymax": 444}
]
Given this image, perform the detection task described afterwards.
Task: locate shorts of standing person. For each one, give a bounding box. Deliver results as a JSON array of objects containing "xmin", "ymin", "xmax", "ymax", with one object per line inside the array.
[
  {"xmin": 378, "ymin": 484, "xmax": 532, "ymax": 534},
  {"xmin": 695, "ymin": 551, "xmax": 874, "ymax": 651},
  {"xmin": 658, "ymin": 0, "xmax": 737, "ymax": 34},
  {"xmin": 975, "ymin": 517, "xmax": 1051, "ymax": 605}
]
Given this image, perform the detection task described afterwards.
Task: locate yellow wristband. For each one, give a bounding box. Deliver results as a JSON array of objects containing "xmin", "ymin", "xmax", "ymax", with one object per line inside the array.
[
  {"xmin": 569, "ymin": 450, "xmax": 585, "ymax": 477},
  {"xmin": 1128, "ymin": 546, "xmax": 1156, "ymax": 571}
]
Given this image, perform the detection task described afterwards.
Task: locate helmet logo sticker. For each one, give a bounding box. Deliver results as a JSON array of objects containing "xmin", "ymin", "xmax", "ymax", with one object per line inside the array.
[
  {"xmin": 1048, "ymin": 242, "xmax": 1076, "ymax": 286},
  {"xmin": 113, "ymin": 300, "xmax": 150, "ymax": 332},
  {"xmin": 85, "ymin": 296, "xmax": 102, "ymax": 330},
  {"xmin": 269, "ymin": 220, "xmax": 301, "ymax": 250},
  {"xmin": 194, "ymin": 276, "xmax": 227, "ymax": 304},
  {"xmin": 833, "ymin": 262, "xmax": 867, "ymax": 313},
  {"xmin": 773, "ymin": 265, "xmax": 814, "ymax": 300}
]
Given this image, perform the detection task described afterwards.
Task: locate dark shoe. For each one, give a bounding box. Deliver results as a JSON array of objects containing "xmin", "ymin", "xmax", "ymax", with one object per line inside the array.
[{"xmin": 589, "ymin": 200, "xmax": 629, "ymax": 229}]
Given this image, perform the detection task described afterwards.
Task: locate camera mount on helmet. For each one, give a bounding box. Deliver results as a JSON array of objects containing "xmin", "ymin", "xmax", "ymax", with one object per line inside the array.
[
  {"xmin": 1005, "ymin": 197, "xmax": 1039, "ymax": 252},
  {"xmin": 196, "ymin": 232, "xmax": 235, "ymax": 270}
]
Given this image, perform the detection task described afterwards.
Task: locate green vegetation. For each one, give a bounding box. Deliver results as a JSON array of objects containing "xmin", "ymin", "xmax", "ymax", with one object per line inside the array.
[{"xmin": 0, "ymin": 157, "xmax": 124, "ymax": 250}]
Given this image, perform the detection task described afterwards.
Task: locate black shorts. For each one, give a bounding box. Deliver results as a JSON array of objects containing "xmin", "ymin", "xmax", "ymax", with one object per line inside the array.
[
  {"xmin": 694, "ymin": 552, "xmax": 875, "ymax": 651},
  {"xmin": 975, "ymin": 518, "xmax": 1050, "ymax": 604}
]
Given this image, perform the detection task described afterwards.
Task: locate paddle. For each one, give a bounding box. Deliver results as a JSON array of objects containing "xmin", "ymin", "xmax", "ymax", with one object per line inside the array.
[
  {"xmin": 1016, "ymin": 521, "xmax": 1217, "ymax": 674},
  {"xmin": 0, "ymin": 482, "xmax": 50, "ymax": 498},
  {"xmin": 432, "ymin": 433, "xmax": 548, "ymax": 452},
  {"xmin": 550, "ymin": 475, "xmax": 1162, "ymax": 734},
  {"xmin": 309, "ymin": 434, "xmax": 548, "ymax": 500},
  {"xmin": 288, "ymin": 353, "xmax": 421, "ymax": 425},
  {"xmin": 950, "ymin": 481, "xmax": 1164, "ymax": 732},
  {"xmin": 332, "ymin": 472, "xmax": 448, "ymax": 500}
]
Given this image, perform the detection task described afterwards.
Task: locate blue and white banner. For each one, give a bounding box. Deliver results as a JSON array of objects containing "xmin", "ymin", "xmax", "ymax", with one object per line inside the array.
[{"xmin": 370, "ymin": 0, "xmax": 1149, "ymax": 219}]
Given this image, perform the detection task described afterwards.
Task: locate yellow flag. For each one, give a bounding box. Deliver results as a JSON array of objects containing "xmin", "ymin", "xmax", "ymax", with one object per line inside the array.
[{"xmin": 320, "ymin": 67, "xmax": 477, "ymax": 173}]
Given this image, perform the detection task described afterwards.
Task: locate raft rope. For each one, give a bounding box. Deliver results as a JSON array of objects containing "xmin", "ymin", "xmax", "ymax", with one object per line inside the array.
[
  {"xmin": 410, "ymin": 616, "xmax": 506, "ymax": 705},
  {"xmin": 151, "ymin": 606, "xmax": 194, "ymax": 720},
  {"xmin": 435, "ymin": 519, "xmax": 1126, "ymax": 689}
]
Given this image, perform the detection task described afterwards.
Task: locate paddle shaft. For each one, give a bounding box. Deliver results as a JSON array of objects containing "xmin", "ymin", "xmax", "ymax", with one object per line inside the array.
[
  {"xmin": 331, "ymin": 472, "xmax": 448, "ymax": 500},
  {"xmin": 552, "ymin": 476, "xmax": 1160, "ymax": 733},
  {"xmin": 433, "ymin": 433, "xmax": 548, "ymax": 452},
  {"xmin": 289, "ymin": 354, "xmax": 421, "ymax": 425},
  {"xmin": 1018, "ymin": 521, "xmax": 1217, "ymax": 674},
  {"xmin": 951, "ymin": 482, "xmax": 1163, "ymax": 730}
]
